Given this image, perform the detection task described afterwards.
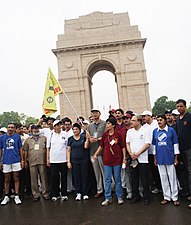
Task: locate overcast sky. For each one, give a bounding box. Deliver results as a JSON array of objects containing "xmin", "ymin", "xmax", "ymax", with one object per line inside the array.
[{"xmin": 1, "ymin": 0, "xmax": 190, "ymax": 119}]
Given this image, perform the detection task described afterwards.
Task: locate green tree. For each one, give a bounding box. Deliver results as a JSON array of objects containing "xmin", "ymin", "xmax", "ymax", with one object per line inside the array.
[
  {"xmin": 25, "ymin": 116, "xmax": 38, "ymax": 126},
  {"xmin": 0, "ymin": 111, "xmax": 22, "ymax": 127},
  {"xmin": 187, "ymin": 104, "xmax": 191, "ymax": 113},
  {"xmin": 152, "ymin": 96, "xmax": 176, "ymax": 115},
  {"xmin": 0, "ymin": 111, "xmax": 38, "ymax": 127}
]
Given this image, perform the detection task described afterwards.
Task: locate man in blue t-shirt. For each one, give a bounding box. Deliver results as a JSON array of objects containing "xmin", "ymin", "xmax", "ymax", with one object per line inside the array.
[
  {"xmin": 152, "ymin": 114, "xmax": 180, "ymax": 206},
  {"xmin": 0, "ymin": 122, "xmax": 25, "ymax": 205}
]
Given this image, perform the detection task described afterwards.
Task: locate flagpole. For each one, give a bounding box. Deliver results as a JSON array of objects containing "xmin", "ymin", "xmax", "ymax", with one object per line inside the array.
[{"xmin": 62, "ymin": 91, "xmax": 82, "ymax": 123}]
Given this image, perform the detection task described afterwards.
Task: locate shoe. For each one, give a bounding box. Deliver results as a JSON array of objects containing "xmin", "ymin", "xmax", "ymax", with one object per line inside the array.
[
  {"xmin": 94, "ymin": 192, "xmax": 103, "ymax": 198},
  {"xmin": 43, "ymin": 195, "xmax": 51, "ymax": 200},
  {"xmin": 188, "ymin": 203, "xmax": 191, "ymax": 209},
  {"xmin": 160, "ymin": 199, "xmax": 169, "ymax": 205},
  {"xmin": 83, "ymin": 195, "xmax": 89, "ymax": 200},
  {"xmin": 14, "ymin": 195, "xmax": 22, "ymax": 205},
  {"xmin": 101, "ymin": 199, "xmax": 112, "ymax": 206},
  {"xmin": 75, "ymin": 193, "xmax": 82, "ymax": 201},
  {"xmin": 118, "ymin": 198, "xmax": 124, "ymax": 205},
  {"xmin": 33, "ymin": 197, "xmax": 40, "ymax": 202},
  {"xmin": 24, "ymin": 193, "xmax": 31, "ymax": 199},
  {"xmin": 126, "ymin": 192, "xmax": 132, "ymax": 200},
  {"xmin": 1, "ymin": 196, "xmax": 10, "ymax": 206},
  {"xmin": 61, "ymin": 196, "xmax": 68, "ymax": 201},
  {"xmin": 144, "ymin": 200, "xmax": 150, "ymax": 205},
  {"xmin": 51, "ymin": 196, "xmax": 60, "ymax": 202},
  {"xmin": 173, "ymin": 200, "xmax": 180, "ymax": 206},
  {"xmin": 151, "ymin": 188, "xmax": 160, "ymax": 194},
  {"xmin": 187, "ymin": 196, "xmax": 191, "ymax": 201},
  {"xmin": 129, "ymin": 197, "xmax": 141, "ymax": 204}
]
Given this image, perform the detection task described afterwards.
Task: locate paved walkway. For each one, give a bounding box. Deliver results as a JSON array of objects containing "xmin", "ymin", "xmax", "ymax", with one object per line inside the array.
[{"xmin": 1, "ymin": 193, "xmax": 191, "ymax": 225}]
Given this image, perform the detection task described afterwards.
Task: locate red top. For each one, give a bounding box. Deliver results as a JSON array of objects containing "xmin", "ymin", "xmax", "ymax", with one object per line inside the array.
[
  {"xmin": 100, "ymin": 130, "xmax": 125, "ymax": 166},
  {"xmin": 115, "ymin": 123, "xmax": 128, "ymax": 142}
]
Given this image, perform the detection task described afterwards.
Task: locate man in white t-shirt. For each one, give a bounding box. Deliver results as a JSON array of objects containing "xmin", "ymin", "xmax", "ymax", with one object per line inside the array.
[
  {"xmin": 46, "ymin": 120, "xmax": 69, "ymax": 201},
  {"xmin": 126, "ymin": 115, "xmax": 151, "ymax": 205}
]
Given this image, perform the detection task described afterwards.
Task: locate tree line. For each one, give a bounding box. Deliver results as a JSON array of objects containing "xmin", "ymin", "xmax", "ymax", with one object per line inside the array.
[{"xmin": 0, "ymin": 96, "xmax": 190, "ymax": 127}]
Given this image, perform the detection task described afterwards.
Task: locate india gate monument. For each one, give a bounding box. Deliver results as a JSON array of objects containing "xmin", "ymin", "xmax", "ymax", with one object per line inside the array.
[{"xmin": 52, "ymin": 12, "xmax": 151, "ymax": 120}]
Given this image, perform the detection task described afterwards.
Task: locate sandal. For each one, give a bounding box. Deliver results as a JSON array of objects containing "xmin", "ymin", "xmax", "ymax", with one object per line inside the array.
[
  {"xmin": 161, "ymin": 199, "xmax": 169, "ymax": 205},
  {"xmin": 173, "ymin": 200, "xmax": 180, "ymax": 206}
]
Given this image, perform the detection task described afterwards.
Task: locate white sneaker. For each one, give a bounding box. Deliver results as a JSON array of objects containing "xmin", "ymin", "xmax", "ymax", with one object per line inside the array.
[
  {"xmin": 118, "ymin": 198, "xmax": 124, "ymax": 205},
  {"xmin": 1, "ymin": 196, "xmax": 10, "ymax": 206},
  {"xmin": 14, "ymin": 195, "xmax": 21, "ymax": 205},
  {"xmin": 151, "ymin": 188, "xmax": 160, "ymax": 194},
  {"xmin": 83, "ymin": 195, "xmax": 89, "ymax": 200},
  {"xmin": 51, "ymin": 196, "xmax": 61, "ymax": 202},
  {"xmin": 101, "ymin": 199, "xmax": 112, "ymax": 206},
  {"xmin": 61, "ymin": 196, "xmax": 68, "ymax": 201},
  {"xmin": 75, "ymin": 193, "xmax": 82, "ymax": 201}
]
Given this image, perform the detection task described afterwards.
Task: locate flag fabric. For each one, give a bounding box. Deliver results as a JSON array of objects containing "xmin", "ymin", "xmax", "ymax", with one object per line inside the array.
[{"xmin": 42, "ymin": 68, "xmax": 63, "ymax": 117}]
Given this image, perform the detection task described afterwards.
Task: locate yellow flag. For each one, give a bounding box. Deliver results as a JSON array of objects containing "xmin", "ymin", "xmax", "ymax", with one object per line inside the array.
[{"xmin": 42, "ymin": 68, "xmax": 63, "ymax": 116}]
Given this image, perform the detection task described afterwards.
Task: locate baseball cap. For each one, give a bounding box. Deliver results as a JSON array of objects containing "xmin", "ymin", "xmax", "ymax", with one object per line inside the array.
[
  {"xmin": 0, "ymin": 127, "xmax": 7, "ymax": 133},
  {"xmin": 172, "ymin": 109, "xmax": 180, "ymax": 115},
  {"xmin": 141, "ymin": 110, "xmax": 152, "ymax": 116},
  {"xmin": 83, "ymin": 120, "xmax": 90, "ymax": 125},
  {"xmin": 123, "ymin": 113, "xmax": 132, "ymax": 119},
  {"xmin": 91, "ymin": 108, "xmax": 100, "ymax": 113},
  {"xmin": 53, "ymin": 120, "xmax": 61, "ymax": 127},
  {"xmin": 109, "ymin": 109, "xmax": 116, "ymax": 113}
]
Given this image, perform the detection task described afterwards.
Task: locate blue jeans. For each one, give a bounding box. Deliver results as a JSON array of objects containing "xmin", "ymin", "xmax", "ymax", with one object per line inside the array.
[{"xmin": 104, "ymin": 165, "xmax": 123, "ymax": 200}]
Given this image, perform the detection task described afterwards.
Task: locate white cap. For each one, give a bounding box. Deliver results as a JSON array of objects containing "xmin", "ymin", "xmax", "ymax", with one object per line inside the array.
[
  {"xmin": 172, "ymin": 109, "xmax": 180, "ymax": 115},
  {"xmin": 83, "ymin": 119, "xmax": 90, "ymax": 124},
  {"xmin": 141, "ymin": 110, "xmax": 152, "ymax": 116},
  {"xmin": 0, "ymin": 127, "xmax": 7, "ymax": 133},
  {"xmin": 53, "ymin": 120, "xmax": 61, "ymax": 127},
  {"xmin": 91, "ymin": 108, "xmax": 100, "ymax": 113}
]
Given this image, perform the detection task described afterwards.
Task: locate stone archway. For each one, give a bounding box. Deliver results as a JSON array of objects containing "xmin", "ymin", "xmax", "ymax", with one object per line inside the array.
[{"xmin": 53, "ymin": 11, "xmax": 151, "ymax": 121}]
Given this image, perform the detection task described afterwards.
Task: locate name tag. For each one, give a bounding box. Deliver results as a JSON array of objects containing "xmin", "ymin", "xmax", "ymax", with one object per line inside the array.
[
  {"xmin": 34, "ymin": 143, "xmax": 39, "ymax": 150},
  {"xmin": 110, "ymin": 139, "xmax": 115, "ymax": 145}
]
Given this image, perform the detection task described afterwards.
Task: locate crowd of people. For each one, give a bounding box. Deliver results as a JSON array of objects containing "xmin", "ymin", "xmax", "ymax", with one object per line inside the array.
[{"xmin": 0, "ymin": 98, "xmax": 191, "ymax": 209}]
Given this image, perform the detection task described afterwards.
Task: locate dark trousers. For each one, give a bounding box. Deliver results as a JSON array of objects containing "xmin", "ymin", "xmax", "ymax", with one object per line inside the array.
[
  {"xmin": 19, "ymin": 165, "xmax": 32, "ymax": 198},
  {"xmin": 176, "ymin": 150, "xmax": 191, "ymax": 194},
  {"xmin": 148, "ymin": 154, "xmax": 162, "ymax": 190},
  {"xmin": 0, "ymin": 170, "xmax": 4, "ymax": 197},
  {"xmin": 88, "ymin": 160, "xmax": 97, "ymax": 196},
  {"xmin": 130, "ymin": 163, "xmax": 150, "ymax": 201},
  {"xmin": 72, "ymin": 162, "xmax": 89, "ymax": 196},
  {"xmin": 50, "ymin": 163, "xmax": 67, "ymax": 197}
]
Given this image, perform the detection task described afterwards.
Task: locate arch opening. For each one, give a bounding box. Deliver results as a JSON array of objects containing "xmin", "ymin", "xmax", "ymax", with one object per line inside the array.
[{"xmin": 91, "ymin": 70, "xmax": 119, "ymax": 119}]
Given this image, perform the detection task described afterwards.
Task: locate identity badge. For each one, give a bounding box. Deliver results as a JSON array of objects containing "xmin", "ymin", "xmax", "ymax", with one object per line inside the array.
[
  {"xmin": 110, "ymin": 139, "xmax": 115, "ymax": 145},
  {"xmin": 34, "ymin": 143, "xmax": 39, "ymax": 150}
]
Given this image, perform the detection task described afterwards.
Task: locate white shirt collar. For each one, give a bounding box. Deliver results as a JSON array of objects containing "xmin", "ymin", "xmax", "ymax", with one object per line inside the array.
[{"xmin": 157, "ymin": 125, "xmax": 168, "ymax": 132}]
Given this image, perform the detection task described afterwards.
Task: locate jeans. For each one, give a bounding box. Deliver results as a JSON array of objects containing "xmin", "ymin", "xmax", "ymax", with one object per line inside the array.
[{"xmin": 104, "ymin": 165, "xmax": 123, "ymax": 200}]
